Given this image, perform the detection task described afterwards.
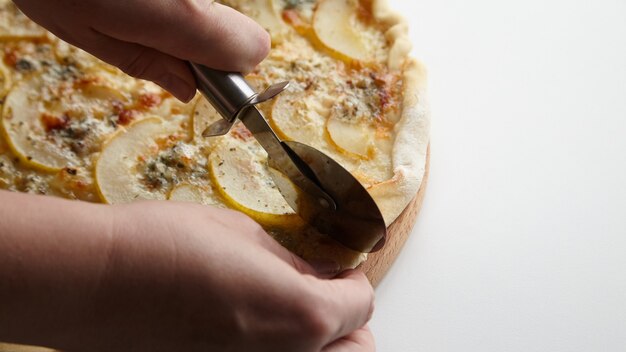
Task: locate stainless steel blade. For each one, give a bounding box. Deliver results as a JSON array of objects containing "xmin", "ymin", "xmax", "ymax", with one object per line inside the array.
[
  {"xmin": 283, "ymin": 141, "xmax": 387, "ymax": 253},
  {"xmin": 239, "ymin": 108, "xmax": 386, "ymax": 252}
]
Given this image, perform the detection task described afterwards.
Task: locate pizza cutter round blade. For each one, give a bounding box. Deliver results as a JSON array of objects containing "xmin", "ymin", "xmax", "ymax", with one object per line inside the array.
[
  {"xmin": 280, "ymin": 141, "xmax": 387, "ymax": 253},
  {"xmin": 191, "ymin": 63, "xmax": 387, "ymax": 253}
]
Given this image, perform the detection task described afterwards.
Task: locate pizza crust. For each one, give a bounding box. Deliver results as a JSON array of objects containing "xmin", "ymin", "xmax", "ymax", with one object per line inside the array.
[
  {"xmin": 371, "ymin": 59, "xmax": 430, "ymax": 226},
  {"xmin": 372, "ymin": 0, "xmax": 412, "ymax": 70},
  {"xmin": 367, "ymin": 0, "xmax": 431, "ymax": 225}
]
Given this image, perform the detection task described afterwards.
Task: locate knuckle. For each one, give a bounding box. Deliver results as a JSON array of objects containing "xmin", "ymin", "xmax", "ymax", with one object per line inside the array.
[
  {"xmin": 190, "ymin": 0, "xmax": 270, "ymax": 71},
  {"xmin": 240, "ymin": 213, "xmax": 264, "ymax": 232},
  {"xmin": 115, "ymin": 47, "xmax": 153, "ymax": 79},
  {"xmin": 183, "ymin": 0, "xmax": 218, "ymax": 32},
  {"xmin": 301, "ymin": 304, "xmax": 332, "ymax": 342},
  {"xmin": 289, "ymin": 254, "xmax": 309, "ymax": 273},
  {"xmin": 228, "ymin": 212, "xmax": 266, "ymax": 237},
  {"xmin": 295, "ymin": 287, "xmax": 333, "ymax": 342},
  {"xmin": 346, "ymin": 270, "xmax": 375, "ymax": 320},
  {"xmin": 368, "ymin": 287, "xmax": 376, "ymax": 319}
]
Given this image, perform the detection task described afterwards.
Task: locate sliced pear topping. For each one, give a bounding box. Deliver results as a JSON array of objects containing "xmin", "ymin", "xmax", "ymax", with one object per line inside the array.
[
  {"xmin": 269, "ymin": 90, "xmax": 327, "ymax": 148},
  {"xmin": 253, "ymin": 0, "xmax": 291, "ymax": 42},
  {"xmin": 223, "ymin": 0, "xmax": 290, "ymax": 42},
  {"xmin": 0, "ymin": 0, "xmax": 46, "ymax": 39},
  {"xmin": 168, "ymin": 183, "xmax": 222, "ymax": 207},
  {"xmin": 313, "ymin": 0, "xmax": 370, "ymax": 62},
  {"xmin": 209, "ymin": 137, "xmax": 300, "ymax": 227},
  {"xmin": 95, "ymin": 117, "xmax": 179, "ymax": 204},
  {"xmin": 280, "ymin": 0, "xmax": 317, "ymax": 24},
  {"xmin": 192, "ymin": 96, "xmax": 222, "ymax": 141},
  {"xmin": 0, "ymin": 62, "xmax": 10, "ymax": 96},
  {"xmin": 71, "ymin": 75, "xmax": 130, "ymax": 115},
  {"xmin": 168, "ymin": 183, "xmax": 203, "ymax": 202},
  {"xmin": 326, "ymin": 116, "xmax": 374, "ymax": 159},
  {"xmin": 1, "ymin": 70, "xmax": 127, "ymax": 172},
  {"xmin": 1, "ymin": 76, "xmax": 70, "ymax": 171},
  {"xmin": 323, "ymin": 69, "xmax": 401, "ymax": 159}
]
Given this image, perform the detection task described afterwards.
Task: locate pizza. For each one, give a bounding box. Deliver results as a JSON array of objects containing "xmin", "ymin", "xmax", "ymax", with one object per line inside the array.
[{"xmin": 0, "ymin": 0, "xmax": 429, "ymax": 271}]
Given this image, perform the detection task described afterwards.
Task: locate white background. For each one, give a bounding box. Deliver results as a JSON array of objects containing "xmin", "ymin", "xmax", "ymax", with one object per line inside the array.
[{"xmin": 369, "ymin": 0, "xmax": 626, "ymax": 351}]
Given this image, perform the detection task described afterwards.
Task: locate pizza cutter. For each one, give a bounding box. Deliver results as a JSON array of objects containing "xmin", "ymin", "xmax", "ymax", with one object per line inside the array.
[{"xmin": 190, "ymin": 63, "xmax": 386, "ymax": 253}]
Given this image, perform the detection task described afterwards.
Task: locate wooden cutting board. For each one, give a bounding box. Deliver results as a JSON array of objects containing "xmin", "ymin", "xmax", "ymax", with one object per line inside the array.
[{"xmin": 360, "ymin": 148, "xmax": 430, "ymax": 287}]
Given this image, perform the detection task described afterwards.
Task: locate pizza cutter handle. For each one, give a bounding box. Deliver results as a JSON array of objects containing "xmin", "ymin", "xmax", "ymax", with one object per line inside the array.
[{"xmin": 189, "ymin": 63, "xmax": 256, "ymax": 122}]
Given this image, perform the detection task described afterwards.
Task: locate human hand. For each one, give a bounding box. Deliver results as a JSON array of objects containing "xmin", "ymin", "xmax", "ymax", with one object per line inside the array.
[
  {"xmin": 12, "ymin": 0, "xmax": 271, "ymax": 102},
  {"xmin": 63, "ymin": 201, "xmax": 375, "ymax": 351}
]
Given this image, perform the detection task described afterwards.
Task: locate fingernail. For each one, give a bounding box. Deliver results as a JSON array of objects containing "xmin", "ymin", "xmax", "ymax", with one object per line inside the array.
[
  {"xmin": 159, "ymin": 74, "xmax": 195, "ymax": 103},
  {"xmin": 308, "ymin": 259, "xmax": 341, "ymax": 276}
]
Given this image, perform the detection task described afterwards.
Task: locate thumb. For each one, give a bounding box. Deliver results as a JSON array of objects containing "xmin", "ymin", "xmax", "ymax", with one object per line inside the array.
[{"xmin": 315, "ymin": 269, "xmax": 376, "ymax": 344}]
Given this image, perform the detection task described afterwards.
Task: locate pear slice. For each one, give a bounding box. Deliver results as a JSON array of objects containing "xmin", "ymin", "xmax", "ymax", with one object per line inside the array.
[
  {"xmin": 1, "ymin": 71, "xmax": 126, "ymax": 172},
  {"xmin": 1, "ymin": 75, "xmax": 73, "ymax": 172},
  {"xmin": 313, "ymin": 0, "xmax": 370, "ymax": 62},
  {"xmin": 269, "ymin": 90, "xmax": 327, "ymax": 148},
  {"xmin": 0, "ymin": 0, "xmax": 46, "ymax": 39},
  {"xmin": 95, "ymin": 117, "xmax": 179, "ymax": 204},
  {"xmin": 208, "ymin": 137, "xmax": 301, "ymax": 227},
  {"xmin": 0, "ymin": 62, "xmax": 10, "ymax": 96},
  {"xmin": 168, "ymin": 183, "xmax": 223, "ymax": 207},
  {"xmin": 224, "ymin": 0, "xmax": 290, "ymax": 42},
  {"xmin": 326, "ymin": 116, "xmax": 375, "ymax": 159},
  {"xmin": 191, "ymin": 96, "xmax": 222, "ymax": 141},
  {"xmin": 252, "ymin": 0, "xmax": 291, "ymax": 42}
]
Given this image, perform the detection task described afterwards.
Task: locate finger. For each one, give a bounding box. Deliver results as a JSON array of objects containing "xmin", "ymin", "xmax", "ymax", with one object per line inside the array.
[
  {"xmin": 316, "ymin": 269, "xmax": 375, "ymax": 343},
  {"xmin": 323, "ymin": 326, "xmax": 376, "ymax": 352},
  {"xmin": 90, "ymin": 1, "xmax": 270, "ymax": 73},
  {"xmin": 248, "ymin": 227, "xmax": 322, "ymax": 277},
  {"xmin": 77, "ymin": 29, "xmax": 196, "ymax": 102},
  {"xmin": 245, "ymin": 226, "xmax": 342, "ymax": 278},
  {"xmin": 204, "ymin": 208, "xmax": 323, "ymax": 277}
]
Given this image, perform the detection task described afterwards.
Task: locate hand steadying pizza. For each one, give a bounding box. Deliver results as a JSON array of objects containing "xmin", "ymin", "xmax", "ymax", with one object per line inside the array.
[{"xmin": 0, "ymin": 1, "xmax": 376, "ymax": 351}]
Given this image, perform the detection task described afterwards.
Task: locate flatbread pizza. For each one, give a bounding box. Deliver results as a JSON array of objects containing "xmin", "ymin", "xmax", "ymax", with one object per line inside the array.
[{"xmin": 0, "ymin": 0, "xmax": 429, "ymax": 272}]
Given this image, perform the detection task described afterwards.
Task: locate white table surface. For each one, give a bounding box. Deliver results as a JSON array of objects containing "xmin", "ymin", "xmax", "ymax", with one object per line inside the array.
[{"xmin": 369, "ymin": 1, "xmax": 626, "ymax": 351}]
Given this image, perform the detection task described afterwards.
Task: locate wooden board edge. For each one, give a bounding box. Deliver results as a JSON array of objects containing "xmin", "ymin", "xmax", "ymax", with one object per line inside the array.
[
  {"xmin": 360, "ymin": 147, "xmax": 430, "ymax": 287},
  {"xmin": 0, "ymin": 344, "xmax": 55, "ymax": 352}
]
